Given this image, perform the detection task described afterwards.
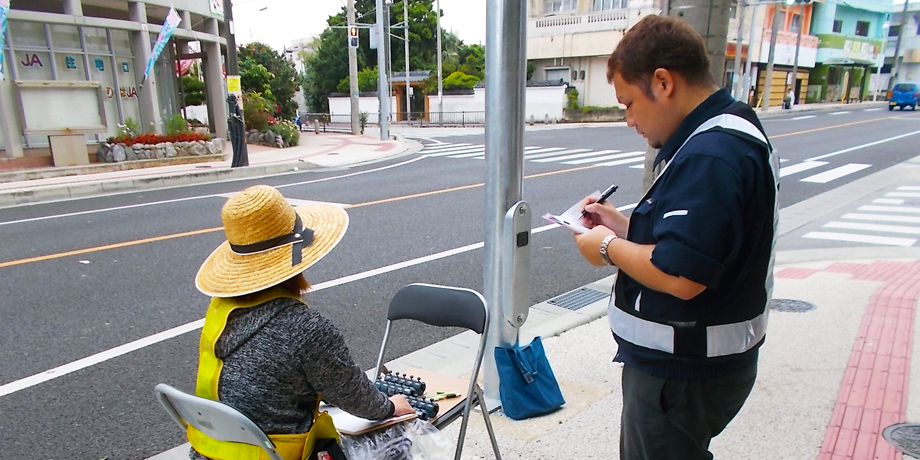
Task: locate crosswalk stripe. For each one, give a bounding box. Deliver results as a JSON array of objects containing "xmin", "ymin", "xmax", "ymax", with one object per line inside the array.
[
  {"xmin": 448, "ymin": 146, "xmax": 542, "ymax": 159},
  {"xmin": 596, "ymin": 156, "xmax": 647, "ymax": 167},
  {"xmin": 532, "ymin": 150, "xmax": 621, "ymax": 163},
  {"xmin": 897, "ymin": 186, "xmax": 920, "ymax": 191},
  {"xmin": 562, "ymin": 151, "xmax": 645, "ymax": 165},
  {"xmin": 630, "ymin": 164, "xmax": 645, "ymax": 169},
  {"xmin": 779, "ymin": 161, "xmax": 827, "ymax": 177},
  {"xmin": 859, "ymin": 205, "xmax": 920, "ymax": 214},
  {"xmin": 792, "ymin": 115, "xmax": 816, "ymax": 120},
  {"xmin": 886, "ymin": 192, "xmax": 920, "ymax": 198},
  {"xmin": 422, "ymin": 143, "xmax": 472, "ymax": 151},
  {"xmin": 874, "ymin": 198, "xmax": 906, "ymax": 205},
  {"xmin": 523, "ymin": 147, "xmax": 568, "ymax": 155},
  {"xmin": 524, "ymin": 148, "xmax": 593, "ymax": 159},
  {"xmin": 424, "ymin": 146, "xmax": 485, "ymax": 157},
  {"xmin": 803, "ymin": 231, "xmax": 916, "ymax": 246},
  {"xmin": 801, "ymin": 163, "xmax": 871, "ymax": 183},
  {"xmin": 843, "ymin": 213, "xmax": 920, "ymax": 224},
  {"xmin": 825, "ymin": 221, "xmax": 920, "ymax": 235}
]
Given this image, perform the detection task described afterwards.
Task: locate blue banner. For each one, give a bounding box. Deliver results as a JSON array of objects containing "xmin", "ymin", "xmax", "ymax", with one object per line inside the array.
[
  {"xmin": 0, "ymin": 0, "xmax": 10, "ymax": 80},
  {"xmin": 141, "ymin": 6, "xmax": 181, "ymax": 87}
]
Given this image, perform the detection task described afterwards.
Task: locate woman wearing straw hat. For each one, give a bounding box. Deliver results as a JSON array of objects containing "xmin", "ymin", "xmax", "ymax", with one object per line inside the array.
[{"xmin": 189, "ymin": 185, "xmax": 414, "ymax": 460}]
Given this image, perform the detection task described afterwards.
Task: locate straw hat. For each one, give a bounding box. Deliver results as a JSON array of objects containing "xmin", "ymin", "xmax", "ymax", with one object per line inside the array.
[{"xmin": 196, "ymin": 185, "xmax": 348, "ymax": 297}]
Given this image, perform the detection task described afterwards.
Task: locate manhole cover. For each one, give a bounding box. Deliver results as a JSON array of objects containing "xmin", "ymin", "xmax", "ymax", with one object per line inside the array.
[
  {"xmin": 883, "ymin": 423, "xmax": 920, "ymax": 458},
  {"xmin": 770, "ymin": 299, "xmax": 816, "ymax": 312},
  {"xmin": 547, "ymin": 287, "xmax": 609, "ymax": 311}
]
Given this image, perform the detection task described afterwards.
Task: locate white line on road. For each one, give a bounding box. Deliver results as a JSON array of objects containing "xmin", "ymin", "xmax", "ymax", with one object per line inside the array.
[
  {"xmin": 874, "ymin": 198, "xmax": 906, "ymax": 204},
  {"xmin": 801, "ymin": 164, "xmax": 871, "ymax": 183},
  {"xmin": 858, "ymin": 205, "xmax": 920, "ymax": 214},
  {"xmin": 830, "ymin": 111, "xmax": 851, "ymax": 115},
  {"xmin": 779, "ymin": 161, "xmax": 827, "ymax": 177},
  {"xmin": 806, "ymin": 129, "xmax": 920, "ymax": 162},
  {"xmin": 420, "ymin": 143, "xmax": 471, "ymax": 151},
  {"xmin": 630, "ymin": 164, "xmax": 644, "ymax": 169},
  {"xmin": 898, "ymin": 186, "xmax": 920, "ymax": 191},
  {"xmin": 825, "ymin": 221, "xmax": 920, "ymax": 235},
  {"xmin": 0, "ymin": 203, "xmax": 639, "ymax": 398},
  {"xmin": 564, "ymin": 151, "xmax": 645, "ymax": 165},
  {"xmin": 843, "ymin": 213, "xmax": 920, "ymax": 224},
  {"xmin": 523, "ymin": 148, "xmax": 593, "ymax": 160},
  {"xmin": 887, "ymin": 192, "xmax": 920, "ymax": 198},
  {"xmin": 531, "ymin": 150, "xmax": 621, "ymax": 163},
  {"xmin": 596, "ymin": 156, "xmax": 648, "ymax": 167},
  {"xmin": 449, "ymin": 146, "xmax": 542, "ymax": 159},
  {"xmin": 791, "ymin": 115, "xmax": 816, "ymax": 120},
  {"xmin": 864, "ymin": 108, "xmax": 882, "ymax": 112},
  {"xmin": 803, "ymin": 231, "xmax": 916, "ymax": 246}
]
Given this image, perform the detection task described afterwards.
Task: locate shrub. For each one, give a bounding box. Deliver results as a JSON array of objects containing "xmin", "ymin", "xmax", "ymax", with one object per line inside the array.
[
  {"xmin": 443, "ymin": 71, "xmax": 480, "ymax": 90},
  {"xmin": 566, "ymin": 87, "xmax": 580, "ymax": 110},
  {"xmin": 118, "ymin": 117, "xmax": 141, "ymax": 138},
  {"xmin": 271, "ymin": 120, "xmax": 300, "ymax": 146},
  {"xmin": 243, "ymin": 92, "xmax": 272, "ymax": 131},
  {"xmin": 165, "ymin": 114, "xmax": 191, "ymax": 135},
  {"xmin": 359, "ymin": 112, "xmax": 368, "ymax": 135}
]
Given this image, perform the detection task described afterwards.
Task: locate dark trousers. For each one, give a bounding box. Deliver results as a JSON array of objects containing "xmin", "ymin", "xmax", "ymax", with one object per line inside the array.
[{"xmin": 619, "ymin": 362, "xmax": 757, "ymax": 460}]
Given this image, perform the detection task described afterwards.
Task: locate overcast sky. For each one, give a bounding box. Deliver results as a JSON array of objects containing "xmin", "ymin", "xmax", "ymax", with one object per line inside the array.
[{"xmin": 231, "ymin": 0, "xmax": 487, "ymax": 52}]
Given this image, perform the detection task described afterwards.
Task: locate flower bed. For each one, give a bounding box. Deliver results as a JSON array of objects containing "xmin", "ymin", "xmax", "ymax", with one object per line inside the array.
[{"xmin": 97, "ymin": 131, "xmax": 226, "ymax": 163}]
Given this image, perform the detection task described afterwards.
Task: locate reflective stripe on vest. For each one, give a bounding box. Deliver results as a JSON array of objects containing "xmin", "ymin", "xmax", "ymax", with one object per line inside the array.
[
  {"xmin": 188, "ymin": 288, "xmax": 341, "ymax": 460},
  {"xmin": 610, "ymin": 113, "xmax": 779, "ymax": 358}
]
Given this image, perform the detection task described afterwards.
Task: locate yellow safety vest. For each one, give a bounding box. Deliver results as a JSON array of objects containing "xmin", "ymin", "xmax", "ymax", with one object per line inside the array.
[{"xmin": 188, "ymin": 288, "xmax": 341, "ymax": 460}]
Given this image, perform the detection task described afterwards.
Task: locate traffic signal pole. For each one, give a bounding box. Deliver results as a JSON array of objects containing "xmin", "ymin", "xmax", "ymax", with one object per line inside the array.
[
  {"xmin": 347, "ymin": 0, "xmax": 360, "ymax": 135},
  {"xmin": 790, "ymin": 1, "xmax": 805, "ymax": 105}
]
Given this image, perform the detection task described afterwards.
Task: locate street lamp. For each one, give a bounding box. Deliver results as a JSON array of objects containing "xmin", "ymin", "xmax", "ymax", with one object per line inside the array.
[{"xmin": 874, "ymin": 21, "xmax": 889, "ymax": 101}]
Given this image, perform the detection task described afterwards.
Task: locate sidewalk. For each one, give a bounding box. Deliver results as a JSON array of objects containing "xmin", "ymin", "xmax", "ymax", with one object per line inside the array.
[
  {"xmin": 148, "ymin": 102, "xmax": 920, "ymax": 460},
  {"xmin": 0, "ymin": 132, "xmax": 422, "ymax": 208}
]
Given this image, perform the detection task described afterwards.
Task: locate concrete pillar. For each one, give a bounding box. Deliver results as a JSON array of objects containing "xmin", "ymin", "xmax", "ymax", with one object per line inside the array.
[
  {"xmin": 181, "ymin": 10, "xmax": 192, "ymax": 30},
  {"xmin": 203, "ymin": 18, "xmax": 229, "ymax": 139},
  {"xmin": 63, "ymin": 0, "xmax": 83, "ymax": 16},
  {"xmin": 0, "ymin": 76, "xmax": 24, "ymax": 158},
  {"xmin": 128, "ymin": 1, "xmax": 163, "ymax": 133}
]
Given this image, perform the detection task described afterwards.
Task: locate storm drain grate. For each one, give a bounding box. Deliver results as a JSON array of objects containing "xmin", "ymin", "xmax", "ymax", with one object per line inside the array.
[
  {"xmin": 547, "ymin": 287, "xmax": 610, "ymax": 311},
  {"xmin": 770, "ymin": 299, "xmax": 816, "ymax": 313},
  {"xmin": 883, "ymin": 423, "xmax": 920, "ymax": 458}
]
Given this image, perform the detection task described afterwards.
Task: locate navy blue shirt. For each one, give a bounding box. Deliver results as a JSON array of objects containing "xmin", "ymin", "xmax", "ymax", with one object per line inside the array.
[{"xmin": 613, "ymin": 88, "xmax": 776, "ymax": 380}]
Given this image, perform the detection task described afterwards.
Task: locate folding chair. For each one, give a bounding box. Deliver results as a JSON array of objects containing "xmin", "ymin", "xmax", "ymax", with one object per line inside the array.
[
  {"xmin": 373, "ymin": 283, "xmax": 502, "ymax": 460},
  {"xmin": 154, "ymin": 383, "xmax": 286, "ymax": 460}
]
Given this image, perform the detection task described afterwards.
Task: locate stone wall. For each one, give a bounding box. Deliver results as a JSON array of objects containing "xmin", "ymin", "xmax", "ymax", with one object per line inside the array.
[
  {"xmin": 562, "ymin": 107, "xmax": 626, "ymax": 123},
  {"xmin": 96, "ymin": 138, "xmax": 225, "ymax": 163}
]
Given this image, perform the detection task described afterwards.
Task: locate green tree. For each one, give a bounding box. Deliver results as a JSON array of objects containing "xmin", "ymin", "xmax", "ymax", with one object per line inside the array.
[
  {"xmin": 337, "ymin": 67, "xmax": 380, "ymax": 93},
  {"xmin": 238, "ymin": 42, "xmax": 299, "ymax": 119},
  {"xmin": 240, "ymin": 60, "xmax": 275, "ymax": 100},
  {"xmin": 443, "ymin": 71, "xmax": 479, "ymax": 90},
  {"xmin": 181, "ymin": 75, "xmax": 206, "ymax": 107}
]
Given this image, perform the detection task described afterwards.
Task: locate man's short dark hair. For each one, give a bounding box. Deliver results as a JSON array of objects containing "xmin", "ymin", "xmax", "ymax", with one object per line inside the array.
[{"xmin": 607, "ymin": 15, "xmax": 713, "ymax": 97}]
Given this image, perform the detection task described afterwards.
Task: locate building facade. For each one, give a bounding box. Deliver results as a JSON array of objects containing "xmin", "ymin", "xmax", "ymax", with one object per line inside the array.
[
  {"xmin": 1, "ymin": 0, "xmax": 229, "ymax": 165},
  {"xmin": 883, "ymin": 0, "xmax": 920, "ymax": 95}
]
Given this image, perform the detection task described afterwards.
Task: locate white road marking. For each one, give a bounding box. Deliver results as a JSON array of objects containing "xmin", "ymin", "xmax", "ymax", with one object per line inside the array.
[
  {"xmin": 213, "ymin": 194, "xmax": 351, "ymax": 209},
  {"xmin": 0, "ymin": 203, "xmax": 638, "ymax": 398},
  {"xmin": 806, "ymin": 129, "xmax": 920, "ymax": 161},
  {"xmin": 887, "ymin": 192, "xmax": 920, "ymax": 198},
  {"xmin": 873, "ymin": 199, "xmax": 906, "ymax": 205},
  {"xmin": 864, "ymin": 108, "xmax": 882, "ymax": 112},
  {"xmin": 803, "ymin": 231, "xmax": 916, "ymax": 246},
  {"xmin": 630, "ymin": 164, "xmax": 645, "ymax": 169},
  {"xmin": 801, "ymin": 164, "xmax": 871, "ymax": 183},
  {"xmin": 825, "ymin": 221, "xmax": 920, "ymax": 235},
  {"xmin": 428, "ymin": 147, "xmax": 487, "ymax": 157},
  {"xmin": 780, "ymin": 161, "xmax": 827, "ymax": 177},
  {"xmin": 792, "ymin": 115, "xmax": 816, "ymax": 120},
  {"xmin": 522, "ymin": 147, "xmax": 568, "ymax": 155},
  {"xmin": 596, "ymin": 156, "xmax": 648, "ymax": 167},
  {"xmin": 563, "ymin": 151, "xmax": 645, "ymax": 165},
  {"xmin": 858, "ymin": 205, "xmax": 920, "ymax": 214},
  {"xmin": 843, "ymin": 213, "xmax": 920, "ymax": 224},
  {"xmin": 531, "ymin": 150, "xmax": 621, "ymax": 163},
  {"xmin": 523, "ymin": 148, "xmax": 593, "ymax": 160},
  {"xmin": 449, "ymin": 146, "xmax": 542, "ymax": 159},
  {"xmin": 421, "ymin": 143, "xmax": 471, "ymax": 151},
  {"xmin": 830, "ymin": 111, "xmax": 851, "ymax": 115},
  {"xmin": 897, "ymin": 186, "xmax": 920, "ymax": 191}
]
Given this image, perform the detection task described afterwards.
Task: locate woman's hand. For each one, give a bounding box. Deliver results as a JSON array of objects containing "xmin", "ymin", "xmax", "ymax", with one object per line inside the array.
[{"xmin": 389, "ymin": 395, "xmax": 415, "ymax": 417}]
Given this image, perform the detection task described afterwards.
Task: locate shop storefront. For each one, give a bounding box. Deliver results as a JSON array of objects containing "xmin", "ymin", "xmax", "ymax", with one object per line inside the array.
[{"xmin": 0, "ymin": 0, "xmax": 228, "ymax": 166}]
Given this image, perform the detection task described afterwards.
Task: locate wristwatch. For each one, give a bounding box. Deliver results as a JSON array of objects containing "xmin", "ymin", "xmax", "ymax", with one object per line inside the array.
[{"xmin": 599, "ymin": 234, "xmax": 618, "ymax": 265}]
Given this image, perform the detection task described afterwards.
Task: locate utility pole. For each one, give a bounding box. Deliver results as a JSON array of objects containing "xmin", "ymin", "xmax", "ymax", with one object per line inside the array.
[
  {"xmin": 347, "ymin": 0, "xmax": 360, "ymax": 135},
  {"xmin": 790, "ymin": 1, "xmax": 804, "ymax": 106},
  {"xmin": 732, "ymin": 0, "xmax": 746, "ymax": 100},
  {"xmin": 223, "ymin": 0, "xmax": 248, "ymax": 167},
  {"xmin": 375, "ymin": 0, "xmax": 390, "ymax": 139},
  {"xmin": 436, "ymin": 0, "xmax": 443, "ymax": 124},
  {"xmin": 888, "ymin": 0, "xmax": 909, "ymax": 93},
  {"xmin": 760, "ymin": 2, "xmax": 782, "ymax": 111},
  {"xmin": 742, "ymin": 3, "xmax": 759, "ymax": 105},
  {"xmin": 404, "ymin": 0, "xmax": 411, "ymax": 123}
]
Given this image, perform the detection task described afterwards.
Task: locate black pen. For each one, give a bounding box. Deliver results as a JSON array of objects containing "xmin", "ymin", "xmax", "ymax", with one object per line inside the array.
[{"xmin": 581, "ymin": 184, "xmax": 619, "ymax": 218}]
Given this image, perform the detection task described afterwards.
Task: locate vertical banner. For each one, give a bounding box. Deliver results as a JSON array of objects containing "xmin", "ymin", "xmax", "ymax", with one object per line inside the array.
[
  {"xmin": 140, "ymin": 6, "xmax": 181, "ymax": 88},
  {"xmin": 0, "ymin": 0, "xmax": 10, "ymax": 80}
]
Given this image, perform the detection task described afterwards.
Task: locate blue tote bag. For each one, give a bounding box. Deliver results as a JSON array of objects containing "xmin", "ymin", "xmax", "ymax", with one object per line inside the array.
[{"xmin": 494, "ymin": 337, "xmax": 565, "ymax": 420}]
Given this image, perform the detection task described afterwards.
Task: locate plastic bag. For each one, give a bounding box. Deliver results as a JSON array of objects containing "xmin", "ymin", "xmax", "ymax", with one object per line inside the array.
[{"xmin": 340, "ymin": 419, "xmax": 453, "ymax": 460}]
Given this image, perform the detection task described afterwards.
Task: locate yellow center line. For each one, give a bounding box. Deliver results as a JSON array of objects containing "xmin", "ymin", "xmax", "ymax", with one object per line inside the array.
[{"xmin": 1, "ymin": 165, "xmax": 601, "ymax": 267}]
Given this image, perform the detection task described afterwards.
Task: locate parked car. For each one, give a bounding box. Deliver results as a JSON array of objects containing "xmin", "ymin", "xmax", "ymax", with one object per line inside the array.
[{"xmin": 888, "ymin": 82, "xmax": 920, "ymax": 111}]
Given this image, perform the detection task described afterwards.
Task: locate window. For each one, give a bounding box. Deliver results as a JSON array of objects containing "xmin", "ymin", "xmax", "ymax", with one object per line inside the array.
[
  {"xmin": 790, "ymin": 14, "xmax": 801, "ymax": 33},
  {"xmin": 545, "ymin": 67, "xmax": 570, "ymax": 84},
  {"xmin": 855, "ymin": 21, "xmax": 869, "ymax": 37},
  {"xmin": 544, "ymin": 0, "xmax": 576, "ymax": 13},
  {"xmin": 890, "ymin": 25, "xmax": 901, "ymax": 36},
  {"xmin": 832, "ymin": 20, "xmax": 842, "ymax": 33},
  {"xmin": 594, "ymin": 0, "xmax": 627, "ymax": 10}
]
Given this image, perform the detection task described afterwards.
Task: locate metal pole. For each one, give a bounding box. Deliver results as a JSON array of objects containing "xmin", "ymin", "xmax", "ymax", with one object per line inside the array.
[
  {"xmin": 742, "ymin": 2, "xmax": 759, "ymax": 105},
  {"xmin": 436, "ymin": 0, "xmax": 443, "ymax": 124},
  {"xmin": 375, "ymin": 0, "xmax": 390, "ymax": 139},
  {"xmin": 732, "ymin": 0, "xmax": 746, "ymax": 100},
  {"xmin": 760, "ymin": 2, "xmax": 782, "ymax": 111},
  {"xmin": 888, "ymin": 0, "xmax": 909, "ymax": 93},
  {"xmin": 790, "ymin": 2, "xmax": 804, "ymax": 106},
  {"xmin": 404, "ymin": 0, "xmax": 411, "ymax": 123},
  {"xmin": 223, "ymin": 0, "xmax": 247, "ymax": 166},
  {"xmin": 875, "ymin": 23, "xmax": 888, "ymax": 101},
  {"xmin": 482, "ymin": 0, "xmax": 527, "ymax": 408},
  {"xmin": 348, "ymin": 0, "xmax": 360, "ymax": 134}
]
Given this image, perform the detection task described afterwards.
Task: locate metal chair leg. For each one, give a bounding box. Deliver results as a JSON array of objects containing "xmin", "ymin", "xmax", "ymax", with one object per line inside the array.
[
  {"xmin": 453, "ymin": 396, "xmax": 474, "ymax": 460},
  {"xmin": 475, "ymin": 385, "xmax": 502, "ymax": 460}
]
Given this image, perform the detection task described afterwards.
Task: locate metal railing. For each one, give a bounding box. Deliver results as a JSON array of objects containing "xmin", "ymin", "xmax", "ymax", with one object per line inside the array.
[{"xmin": 299, "ymin": 111, "xmax": 487, "ymax": 132}]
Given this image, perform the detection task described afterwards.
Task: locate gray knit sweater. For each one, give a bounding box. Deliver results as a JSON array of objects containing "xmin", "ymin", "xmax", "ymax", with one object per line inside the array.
[{"xmin": 190, "ymin": 297, "xmax": 393, "ymax": 459}]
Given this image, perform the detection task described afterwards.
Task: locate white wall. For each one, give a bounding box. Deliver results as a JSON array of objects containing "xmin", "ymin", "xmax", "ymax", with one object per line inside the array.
[
  {"xmin": 184, "ymin": 104, "xmax": 210, "ymax": 124},
  {"xmin": 584, "ymin": 56, "xmax": 620, "ymax": 107},
  {"xmin": 327, "ymin": 95, "xmax": 397, "ymax": 124},
  {"xmin": 425, "ymin": 86, "xmax": 567, "ymax": 122}
]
